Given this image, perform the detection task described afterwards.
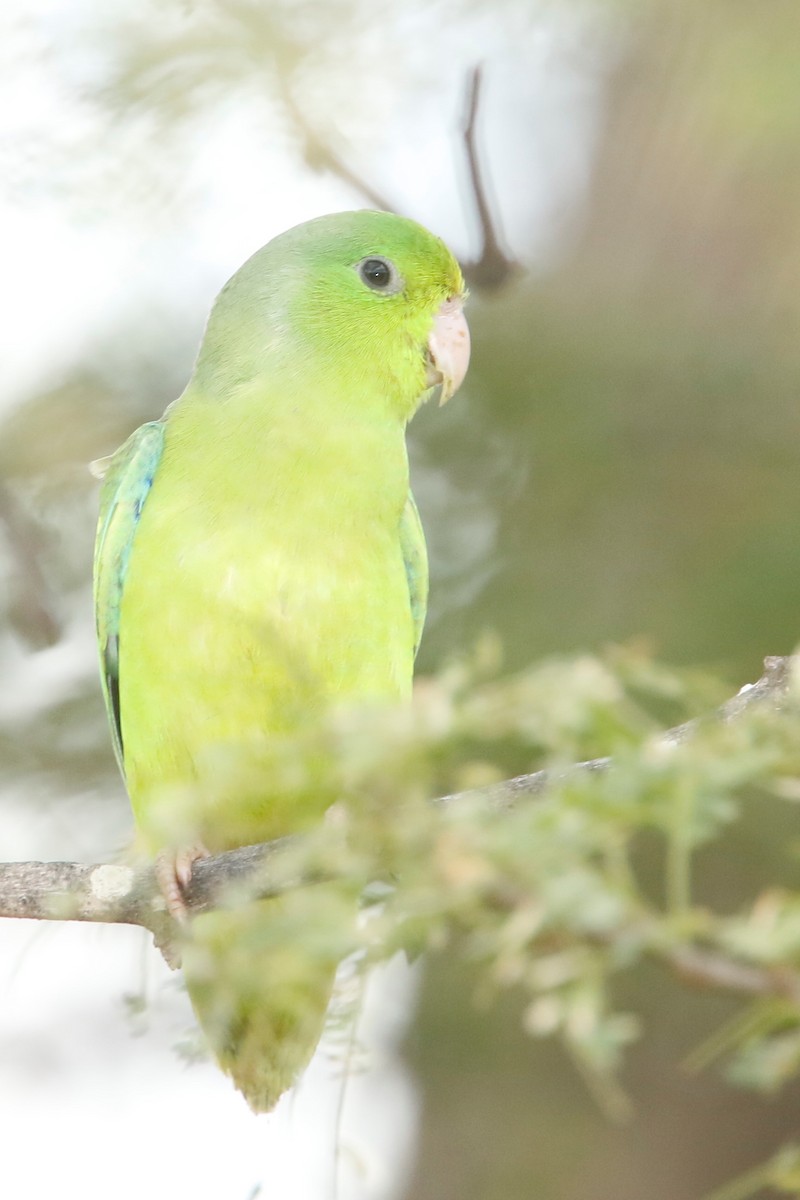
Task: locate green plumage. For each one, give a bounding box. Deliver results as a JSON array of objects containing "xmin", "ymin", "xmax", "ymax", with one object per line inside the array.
[{"xmin": 93, "ymin": 210, "xmax": 467, "ymax": 1109}]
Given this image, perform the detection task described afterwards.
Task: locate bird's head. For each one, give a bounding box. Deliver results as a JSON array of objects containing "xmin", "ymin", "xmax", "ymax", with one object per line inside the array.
[{"xmin": 193, "ymin": 210, "xmax": 470, "ymax": 422}]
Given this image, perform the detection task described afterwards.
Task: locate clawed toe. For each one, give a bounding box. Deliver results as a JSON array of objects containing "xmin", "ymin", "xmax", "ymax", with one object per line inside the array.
[{"xmin": 156, "ymin": 843, "xmax": 211, "ymax": 923}]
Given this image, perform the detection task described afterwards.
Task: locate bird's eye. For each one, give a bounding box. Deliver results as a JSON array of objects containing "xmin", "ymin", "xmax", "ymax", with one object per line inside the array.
[{"xmin": 356, "ymin": 256, "xmax": 403, "ymax": 294}]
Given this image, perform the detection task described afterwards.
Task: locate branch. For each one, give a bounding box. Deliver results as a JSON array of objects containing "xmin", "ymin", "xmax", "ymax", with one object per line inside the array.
[
  {"xmin": 280, "ymin": 65, "xmax": 519, "ymax": 293},
  {"xmin": 279, "ymin": 82, "xmax": 395, "ymax": 215},
  {"xmin": 2, "ymin": 759, "xmax": 607, "ymax": 934},
  {"xmin": 1, "ymin": 656, "xmax": 798, "ymax": 1000},
  {"xmin": 458, "ymin": 65, "xmax": 520, "ymax": 292},
  {"xmin": 0, "ymin": 837, "xmax": 309, "ymax": 956},
  {"xmin": 666, "ymin": 941, "xmax": 800, "ymax": 1007}
]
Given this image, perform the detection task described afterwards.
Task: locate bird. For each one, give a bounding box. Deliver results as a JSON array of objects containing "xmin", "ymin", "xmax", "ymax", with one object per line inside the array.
[{"xmin": 93, "ymin": 209, "xmax": 470, "ymax": 1110}]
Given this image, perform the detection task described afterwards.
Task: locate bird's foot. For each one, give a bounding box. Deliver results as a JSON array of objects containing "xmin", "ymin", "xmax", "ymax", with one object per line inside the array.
[{"xmin": 155, "ymin": 842, "xmax": 211, "ymax": 923}]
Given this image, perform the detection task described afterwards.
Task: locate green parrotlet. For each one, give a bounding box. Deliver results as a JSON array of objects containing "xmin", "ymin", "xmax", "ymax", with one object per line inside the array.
[{"xmin": 93, "ymin": 209, "xmax": 470, "ymax": 1109}]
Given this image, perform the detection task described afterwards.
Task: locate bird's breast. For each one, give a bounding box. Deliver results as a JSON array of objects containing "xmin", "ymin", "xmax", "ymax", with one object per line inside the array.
[{"xmin": 117, "ymin": 416, "xmax": 417, "ymax": 848}]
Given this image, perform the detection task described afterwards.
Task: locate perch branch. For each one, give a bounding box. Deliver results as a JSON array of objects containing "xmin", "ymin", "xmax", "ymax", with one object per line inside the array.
[{"xmin": 0, "ymin": 654, "xmax": 796, "ymax": 995}]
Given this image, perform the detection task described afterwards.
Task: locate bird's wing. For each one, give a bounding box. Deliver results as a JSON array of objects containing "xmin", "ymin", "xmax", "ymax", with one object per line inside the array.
[
  {"xmin": 399, "ymin": 490, "xmax": 429, "ymax": 660},
  {"xmin": 92, "ymin": 421, "xmax": 165, "ymax": 774}
]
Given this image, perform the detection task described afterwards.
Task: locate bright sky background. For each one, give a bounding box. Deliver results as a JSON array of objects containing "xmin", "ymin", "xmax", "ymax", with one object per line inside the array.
[{"xmin": 0, "ymin": 2, "xmax": 615, "ymax": 1197}]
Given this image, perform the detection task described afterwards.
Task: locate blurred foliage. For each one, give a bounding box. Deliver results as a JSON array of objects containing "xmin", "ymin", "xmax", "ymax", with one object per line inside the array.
[
  {"xmin": 4, "ymin": 0, "xmax": 800, "ymax": 1196},
  {"xmin": 189, "ymin": 643, "xmax": 800, "ymax": 1197}
]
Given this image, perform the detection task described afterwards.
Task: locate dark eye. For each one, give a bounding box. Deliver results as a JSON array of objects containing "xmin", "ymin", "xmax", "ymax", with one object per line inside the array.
[{"xmin": 356, "ymin": 256, "xmax": 403, "ymax": 294}]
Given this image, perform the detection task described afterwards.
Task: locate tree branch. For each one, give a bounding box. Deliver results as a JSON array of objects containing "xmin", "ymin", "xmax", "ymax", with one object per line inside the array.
[
  {"xmin": 458, "ymin": 65, "xmax": 520, "ymax": 292},
  {"xmin": 0, "ymin": 838, "xmax": 309, "ymax": 955},
  {"xmin": 278, "ymin": 81, "xmax": 396, "ymax": 215},
  {"xmin": 666, "ymin": 941, "xmax": 800, "ymax": 1007},
  {"xmin": 1, "ymin": 656, "xmax": 795, "ymax": 965}
]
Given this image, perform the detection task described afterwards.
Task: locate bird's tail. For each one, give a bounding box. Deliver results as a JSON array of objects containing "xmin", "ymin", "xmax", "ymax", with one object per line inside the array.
[{"xmin": 182, "ymin": 887, "xmax": 353, "ymax": 1112}]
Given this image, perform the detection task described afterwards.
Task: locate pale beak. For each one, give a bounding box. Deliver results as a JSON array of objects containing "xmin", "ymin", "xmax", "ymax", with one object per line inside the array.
[{"xmin": 425, "ymin": 295, "xmax": 470, "ymax": 405}]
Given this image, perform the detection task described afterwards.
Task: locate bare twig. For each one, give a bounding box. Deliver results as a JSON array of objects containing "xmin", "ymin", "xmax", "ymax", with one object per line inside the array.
[
  {"xmin": 279, "ymin": 82, "xmax": 395, "ymax": 214},
  {"xmin": 660, "ymin": 654, "xmax": 793, "ymax": 747},
  {"xmin": 0, "ymin": 838, "xmax": 307, "ymax": 951},
  {"xmin": 279, "ymin": 65, "xmax": 519, "ymax": 293},
  {"xmin": 667, "ymin": 942, "xmax": 800, "ymax": 1007},
  {"xmin": 459, "ymin": 65, "xmax": 520, "ymax": 291}
]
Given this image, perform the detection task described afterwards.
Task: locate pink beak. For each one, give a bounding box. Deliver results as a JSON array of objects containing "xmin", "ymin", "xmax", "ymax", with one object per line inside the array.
[{"xmin": 425, "ymin": 295, "xmax": 470, "ymax": 404}]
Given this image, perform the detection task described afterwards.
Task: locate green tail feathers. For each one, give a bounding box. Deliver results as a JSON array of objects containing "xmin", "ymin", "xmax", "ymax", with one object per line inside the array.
[{"xmin": 182, "ymin": 886, "xmax": 357, "ymax": 1112}]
